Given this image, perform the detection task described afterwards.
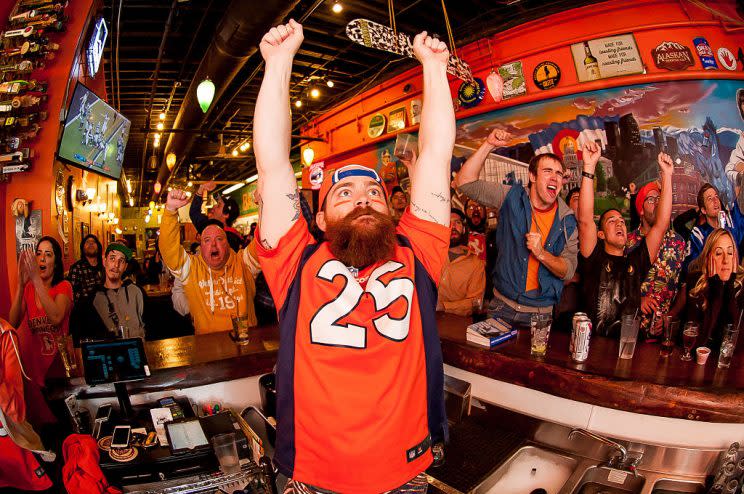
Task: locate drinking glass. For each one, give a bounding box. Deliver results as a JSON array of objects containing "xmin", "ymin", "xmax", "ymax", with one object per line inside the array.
[
  {"xmin": 231, "ymin": 315, "xmax": 250, "ymax": 345},
  {"xmin": 619, "ymin": 314, "xmax": 640, "ymax": 359},
  {"xmin": 660, "ymin": 316, "xmax": 678, "ymax": 358},
  {"xmin": 717, "ymin": 324, "xmax": 739, "ymax": 369},
  {"xmin": 55, "ymin": 333, "xmax": 77, "ymax": 377},
  {"xmin": 530, "ymin": 314, "xmax": 551, "ymax": 357},
  {"xmin": 212, "ymin": 433, "xmax": 240, "ymax": 474},
  {"xmin": 681, "ymin": 322, "xmax": 699, "ymax": 361}
]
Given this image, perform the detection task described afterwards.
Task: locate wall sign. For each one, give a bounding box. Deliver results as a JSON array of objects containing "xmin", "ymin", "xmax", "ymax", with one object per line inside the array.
[
  {"xmin": 533, "ymin": 61, "xmax": 561, "ymax": 90},
  {"xmin": 368, "ymin": 113, "xmax": 386, "ymax": 138},
  {"xmin": 717, "ymin": 47, "xmax": 737, "ymax": 71},
  {"xmin": 86, "ymin": 18, "xmax": 108, "ymax": 77},
  {"xmin": 387, "ymin": 107, "xmax": 407, "ymax": 133},
  {"xmin": 409, "ymin": 99, "xmax": 422, "ymax": 125},
  {"xmin": 498, "ymin": 61, "xmax": 527, "ymax": 99},
  {"xmin": 458, "ymin": 77, "xmax": 486, "ymax": 108},
  {"xmin": 651, "ymin": 41, "xmax": 694, "ymax": 71},
  {"xmin": 571, "ymin": 34, "xmax": 644, "ymax": 82}
]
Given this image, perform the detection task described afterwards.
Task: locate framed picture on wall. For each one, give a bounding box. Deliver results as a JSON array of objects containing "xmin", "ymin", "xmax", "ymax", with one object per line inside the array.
[
  {"xmin": 81, "ymin": 222, "xmax": 90, "ymax": 240},
  {"xmin": 570, "ymin": 33, "xmax": 644, "ymax": 82},
  {"xmin": 387, "ymin": 107, "xmax": 407, "ymax": 133}
]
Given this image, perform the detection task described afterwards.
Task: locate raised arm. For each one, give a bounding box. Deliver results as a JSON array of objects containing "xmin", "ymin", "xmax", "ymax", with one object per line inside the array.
[
  {"xmin": 455, "ymin": 129, "xmax": 510, "ymax": 187},
  {"xmin": 407, "ymin": 32, "xmax": 455, "ymax": 226},
  {"xmin": 22, "ymin": 251, "xmax": 70, "ymax": 326},
  {"xmin": 162, "ymin": 189, "xmax": 191, "ymax": 274},
  {"xmin": 645, "ymin": 152, "xmax": 674, "ymax": 263},
  {"xmin": 454, "ymin": 129, "xmax": 512, "ymax": 209},
  {"xmin": 578, "ymin": 141, "xmax": 601, "ymax": 257},
  {"xmin": 9, "ymin": 254, "xmax": 29, "ymax": 328},
  {"xmin": 254, "ymin": 20, "xmax": 304, "ymax": 249},
  {"xmin": 189, "ymin": 181, "xmax": 215, "ymax": 232}
]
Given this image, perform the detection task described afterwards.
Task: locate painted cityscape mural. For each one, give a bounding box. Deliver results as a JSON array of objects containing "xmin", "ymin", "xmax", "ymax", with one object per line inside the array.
[{"xmin": 454, "ymin": 79, "xmax": 744, "ymax": 216}]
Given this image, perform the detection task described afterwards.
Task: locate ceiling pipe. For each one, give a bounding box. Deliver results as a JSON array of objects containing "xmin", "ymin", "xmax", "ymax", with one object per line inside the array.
[{"xmin": 152, "ymin": 0, "xmax": 302, "ymax": 200}]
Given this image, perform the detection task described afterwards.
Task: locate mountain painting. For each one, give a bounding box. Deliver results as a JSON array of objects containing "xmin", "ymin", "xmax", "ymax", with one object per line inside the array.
[{"xmin": 454, "ymin": 79, "xmax": 744, "ymax": 217}]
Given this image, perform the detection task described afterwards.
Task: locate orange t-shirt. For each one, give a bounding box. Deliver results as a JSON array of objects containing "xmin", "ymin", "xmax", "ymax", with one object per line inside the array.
[
  {"xmin": 525, "ymin": 203, "xmax": 557, "ymax": 292},
  {"xmin": 256, "ymin": 211, "xmax": 449, "ymax": 493}
]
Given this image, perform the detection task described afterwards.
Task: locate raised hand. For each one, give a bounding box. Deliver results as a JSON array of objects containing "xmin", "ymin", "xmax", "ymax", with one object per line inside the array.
[
  {"xmin": 581, "ymin": 140, "xmax": 601, "ymax": 171},
  {"xmin": 17, "ymin": 248, "xmax": 30, "ymax": 287},
  {"xmin": 657, "ymin": 151, "xmax": 674, "ymax": 177},
  {"xmin": 20, "ymin": 248, "xmax": 40, "ymax": 284},
  {"xmin": 259, "ymin": 19, "xmax": 303, "ymax": 63},
  {"xmin": 197, "ymin": 180, "xmax": 216, "ymax": 195},
  {"xmin": 412, "ymin": 31, "xmax": 449, "ymax": 68},
  {"xmin": 166, "ymin": 189, "xmax": 191, "ymax": 212},
  {"xmin": 486, "ymin": 128, "xmax": 512, "ymax": 148}
]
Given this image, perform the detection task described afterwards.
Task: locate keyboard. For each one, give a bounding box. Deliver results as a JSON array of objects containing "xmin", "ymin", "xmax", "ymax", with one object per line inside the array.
[{"xmin": 126, "ymin": 463, "xmax": 269, "ymax": 494}]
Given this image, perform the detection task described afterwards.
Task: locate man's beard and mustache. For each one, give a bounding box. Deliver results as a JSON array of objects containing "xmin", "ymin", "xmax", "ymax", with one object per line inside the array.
[
  {"xmin": 450, "ymin": 230, "xmax": 468, "ymax": 248},
  {"xmin": 325, "ymin": 206, "xmax": 397, "ymax": 268}
]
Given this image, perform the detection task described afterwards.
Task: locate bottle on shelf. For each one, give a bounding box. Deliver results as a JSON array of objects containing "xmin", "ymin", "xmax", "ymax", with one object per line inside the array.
[{"xmin": 583, "ymin": 41, "xmax": 601, "ymax": 81}]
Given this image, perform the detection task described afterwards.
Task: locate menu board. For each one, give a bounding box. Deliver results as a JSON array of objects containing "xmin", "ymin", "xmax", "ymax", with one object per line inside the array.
[{"xmin": 571, "ymin": 34, "xmax": 644, "ymax": 82}]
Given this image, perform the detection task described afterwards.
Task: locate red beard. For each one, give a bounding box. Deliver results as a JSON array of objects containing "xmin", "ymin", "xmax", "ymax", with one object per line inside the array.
[{"xmin": 325, "ymin": 206, "xmax": 397, "ymax": 268}]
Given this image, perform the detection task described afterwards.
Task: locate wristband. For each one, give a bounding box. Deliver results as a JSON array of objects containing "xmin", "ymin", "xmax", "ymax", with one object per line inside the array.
[{"xmin": 581, "ymin": 171, "xmax": 595, "ymax": 180}]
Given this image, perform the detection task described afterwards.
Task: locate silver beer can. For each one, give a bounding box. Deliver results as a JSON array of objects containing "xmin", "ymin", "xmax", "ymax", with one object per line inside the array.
[
  {"xmin": 572, "ymin": 319, "xmax": 592, "ymax": 363},
  {"xmin": 571, "ymin": 312, "xmax": 587, "ymax": 353}
]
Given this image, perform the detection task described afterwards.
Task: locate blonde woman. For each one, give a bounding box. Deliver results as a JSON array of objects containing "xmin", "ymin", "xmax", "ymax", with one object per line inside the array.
[{"xmin": 686, "ymin": 228, "xmax": 744, "ymax": 348}]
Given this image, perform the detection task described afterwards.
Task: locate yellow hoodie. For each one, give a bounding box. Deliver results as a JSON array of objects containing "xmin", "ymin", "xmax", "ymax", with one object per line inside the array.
[{"xmin": 160, "ymin": 210, "xmax": 258, "ymax": 334}]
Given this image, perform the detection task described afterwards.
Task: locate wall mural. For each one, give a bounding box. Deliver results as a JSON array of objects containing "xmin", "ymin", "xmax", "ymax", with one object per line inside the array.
[{"xmin": 455, "ymin": 79, "xmax": 744, "ymax": 216}]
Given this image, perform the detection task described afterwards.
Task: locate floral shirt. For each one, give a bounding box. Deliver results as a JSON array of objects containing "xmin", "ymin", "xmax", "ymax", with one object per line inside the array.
[{"xmin": 626, "ymin": 228, "xmax": 685, "ymax": 337}]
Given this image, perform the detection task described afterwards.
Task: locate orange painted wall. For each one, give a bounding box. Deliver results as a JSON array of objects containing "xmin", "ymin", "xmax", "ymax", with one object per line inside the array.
[
  {"xmin": 0, "ymin": 0, "xmax": 119, "ymax": 319},
  {"xmin": 300, "ymin": 0, "xmax": 744, "ymax": 170}
]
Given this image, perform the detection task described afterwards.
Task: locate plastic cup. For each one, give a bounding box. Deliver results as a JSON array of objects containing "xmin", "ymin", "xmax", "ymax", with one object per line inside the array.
[
  {"xmin": 696, "ymin": 346, "xmax": 711, "ymax": 365},
  {"xmin": 619, "ymin": 315, "xmax": 640, "ymax": 359},
  {"xmin": 212, "ymin": 432, "xmax": 240, "ymax": 474},
  {"xmin": 393, "ymin": 133, "xmax": 418, "ymax": 161},
  {"xmin": 530, "ymin": 314, "xmax": 551, "ymax": 357}
]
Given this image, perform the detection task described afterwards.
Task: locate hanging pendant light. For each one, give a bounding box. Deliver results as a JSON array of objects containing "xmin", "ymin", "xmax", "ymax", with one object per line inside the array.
[
  {"xmin": 197, "ymin": 77, "xmax": 215, "ymax": 113},
  {"xmin": 302, "ymin": 146, "xmax": 315, "ymax": 167}
]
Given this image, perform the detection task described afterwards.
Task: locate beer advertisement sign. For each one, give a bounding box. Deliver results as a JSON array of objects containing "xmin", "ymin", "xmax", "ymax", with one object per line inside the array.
[
  {"xmin": 652, "ymin": 41, "xmax": 695, "ymax": 71},
  {"xmin": 571, "ymin": 34, "xmax": 644, "ymax": 82}
]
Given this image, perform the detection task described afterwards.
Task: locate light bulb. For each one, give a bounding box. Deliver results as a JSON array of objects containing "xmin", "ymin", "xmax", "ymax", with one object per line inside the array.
[
  {"xmin": 128, "ymin": 198, "xmax": 134, "ymax": 207},
  {"xmin": 153, "ymin": 139, "xmax": 160, "ymax": 148},
  {"xmin": 332, "ymin": 1, "xmax": 343, "ymax": 13},
  {"xmin": 156, "ymin": 122, "xmax": 164, "ymax": 131},
  {"xmin": 159, "ymin": 112, "xmax": 166, "ymax": 120},
  {"xmin": 310, "ymin": 88, "xmax": 320, "ymax": 98},
  {"xmin": 197, "ymin": 77, "xmax": 216, "ymax": 113},
  {"xmin": 295, "ymin": 100, "xmax": 302, "ymax": 108},
  {"xmin": 232, "ymin": 149, "xmax": 239, "ymax": 157},
  {"xmin": 187, "ymin": 181, "xmax": 193, "ymax": 187},
  {"xmin": 326, "ymin": 80, "xmax": 334, "ymax": 88}
]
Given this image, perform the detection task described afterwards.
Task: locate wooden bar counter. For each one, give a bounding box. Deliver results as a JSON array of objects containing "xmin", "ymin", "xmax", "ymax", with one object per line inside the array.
[{"xmin": 49, "ymin": 314, "xmax": 744, "ymax": 424}]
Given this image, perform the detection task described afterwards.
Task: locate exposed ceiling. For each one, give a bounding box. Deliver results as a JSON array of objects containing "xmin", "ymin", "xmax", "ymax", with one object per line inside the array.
[{"xmin": 102, "ymin": 0, "xmax": 606, "ymax": 205}]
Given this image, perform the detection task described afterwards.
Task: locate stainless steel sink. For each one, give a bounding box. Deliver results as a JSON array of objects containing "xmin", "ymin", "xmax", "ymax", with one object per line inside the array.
[
  {"xmin": 474, "ymin": 445, "xmax": 578, "ymax": 494},
  {"xmin": 650, "ymin": 479, "xmax": 705, "ymax": 493},
  {"xmin": 570, "ymin": 466, "xmax": 646, "ymax": 494}
]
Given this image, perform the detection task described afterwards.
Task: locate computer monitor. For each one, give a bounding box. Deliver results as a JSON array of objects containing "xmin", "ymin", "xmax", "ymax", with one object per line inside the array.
[{"xmin": 81, "ymin": 338, "xmax": 149, "ymax": 385}]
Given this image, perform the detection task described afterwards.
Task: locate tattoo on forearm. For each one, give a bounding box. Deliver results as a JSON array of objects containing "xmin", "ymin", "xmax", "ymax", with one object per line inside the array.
[
  {"xmin": 287, "ymin": 190, "xmax": 300, "ymax": 222},
  {"xmin": 431, "ymin": 191, "xmax": 449, "ymax": 203},
  {"xmin": 411, "ymin": 201, "xmax": 445, "ymax": 225}
]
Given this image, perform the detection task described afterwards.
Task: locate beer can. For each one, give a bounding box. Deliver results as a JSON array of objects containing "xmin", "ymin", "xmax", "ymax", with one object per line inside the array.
[
  {"xmin": 571, "ymin": 312, "xmax": 587, "ymax": 353},
  {"xmin": 693, "ymin": 37, "xmax": 718, "ymax": 70},
  {"xmin": 572, "ymin": 319, "xmax": 592, "ymax": 363}
]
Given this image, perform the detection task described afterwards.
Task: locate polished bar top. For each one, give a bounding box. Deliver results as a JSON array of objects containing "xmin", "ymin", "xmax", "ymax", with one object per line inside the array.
[
  {"xmin": 437, "ymin": 313, "xmax": 744, "ymax": 423},
  {"xmin": 49, "ymin": 314, "xmax": 744, "ymax": 422}
]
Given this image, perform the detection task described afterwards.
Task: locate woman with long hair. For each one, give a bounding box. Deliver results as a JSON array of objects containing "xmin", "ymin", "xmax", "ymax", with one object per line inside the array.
[
  {"xmin": 686, "ymin": 228, "xmax": 744, "ymax": 348},
  {"xmin": 9, "ymin": 236, "xmax": 73, "ymax": 390}
]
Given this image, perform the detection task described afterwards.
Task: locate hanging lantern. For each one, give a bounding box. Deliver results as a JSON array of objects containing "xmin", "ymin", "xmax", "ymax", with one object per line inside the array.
[
  {"xmin": 154, "ymin": 181, "xmax": 162, "ymax": 194},
  {"xmin": 166, "ymin": 152, "xmax": 177, "ymax": 170},
  {"xmin": 197, "ymin": 77, "xmax": 215, "ymax": 113},
  {"xmin": 302, "ymin": 146, "xmax": 315, "ymax": 167}
]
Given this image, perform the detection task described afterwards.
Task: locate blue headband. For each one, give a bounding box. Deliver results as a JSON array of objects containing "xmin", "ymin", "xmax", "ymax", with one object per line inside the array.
[{"xmin": 332, "ymin": 166, "xmax": 382, "ymax": 185}]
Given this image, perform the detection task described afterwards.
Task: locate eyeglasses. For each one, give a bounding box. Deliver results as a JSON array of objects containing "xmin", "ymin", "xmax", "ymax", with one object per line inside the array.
[{"xmin": 644, "ymin": 196, "xmax": 660, "ymax": 204}]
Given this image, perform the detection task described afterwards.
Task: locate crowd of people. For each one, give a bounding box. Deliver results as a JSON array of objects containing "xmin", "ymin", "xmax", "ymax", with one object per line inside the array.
[{"xmin": 3, "ymin": 19, "xmax": 743, "ymax": 494}]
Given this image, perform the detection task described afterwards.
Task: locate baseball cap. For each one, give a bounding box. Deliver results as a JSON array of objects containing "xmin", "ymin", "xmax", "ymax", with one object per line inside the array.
[
  {"xmin": 105, "ymin": 242, "xmax": 133, "ymax": 261},
  {"xmin": 635, "ymin": 181, "xmax": 660, "ymax": 216},
  {"xmin": 318, "ymin": 164, "xmax": 386, "ymax": 209}
]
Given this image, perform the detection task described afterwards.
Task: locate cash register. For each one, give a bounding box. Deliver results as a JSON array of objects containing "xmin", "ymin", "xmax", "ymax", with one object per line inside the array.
[{"xmin": 80, "ymin": 339, "xmax": 275, "ymax": 493}]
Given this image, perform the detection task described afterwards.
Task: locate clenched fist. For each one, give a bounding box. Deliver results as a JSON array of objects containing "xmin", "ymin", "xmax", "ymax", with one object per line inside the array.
[{"xmin": 166, "ymin": 189, "xmax": 190, "ymax": 212}]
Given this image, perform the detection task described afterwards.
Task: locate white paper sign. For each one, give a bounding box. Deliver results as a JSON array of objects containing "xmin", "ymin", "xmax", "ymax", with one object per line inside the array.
[{"xmin": 571, "ymin": 34, "xmax": 644, "ymax": 82}]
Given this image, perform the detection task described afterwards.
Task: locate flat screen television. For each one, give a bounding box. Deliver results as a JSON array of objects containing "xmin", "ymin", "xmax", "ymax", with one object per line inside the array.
[{"xmin": 57, "ymin": 82, "xmax": 130, "ymax": 180}]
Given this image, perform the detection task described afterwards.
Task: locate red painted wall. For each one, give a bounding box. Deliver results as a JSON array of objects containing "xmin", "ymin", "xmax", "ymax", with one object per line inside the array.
[
  {"xmin": 0, "ymin": 0, "xmax": 116, "ymax": 319},
  {"xmin": 300, "ymin": 0, "xmax": 744, "ymax": 171}
]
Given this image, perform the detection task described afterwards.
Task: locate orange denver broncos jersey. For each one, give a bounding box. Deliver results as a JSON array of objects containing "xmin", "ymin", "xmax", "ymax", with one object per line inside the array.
[{"xmin": 256, "ymin": 210, "xmax": 449, "ymax": 493}]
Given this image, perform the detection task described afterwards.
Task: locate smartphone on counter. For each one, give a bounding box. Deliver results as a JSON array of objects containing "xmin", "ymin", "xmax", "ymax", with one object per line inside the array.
[
  {"xmin": 111, "ymin": 425, "xmax": 132, "ymax": 449},
  {"xmin": 95, "ymin": 404, "xmax": 112, "ymax": 422}
]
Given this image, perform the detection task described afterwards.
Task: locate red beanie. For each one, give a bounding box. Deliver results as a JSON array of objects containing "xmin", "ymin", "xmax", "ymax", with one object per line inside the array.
[{"xmin": 635, "ymin": 181, "xmax": 660, "ymax": 216}]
